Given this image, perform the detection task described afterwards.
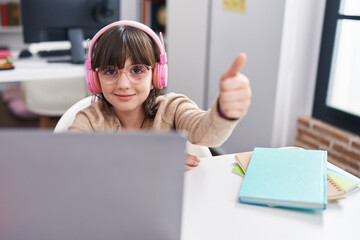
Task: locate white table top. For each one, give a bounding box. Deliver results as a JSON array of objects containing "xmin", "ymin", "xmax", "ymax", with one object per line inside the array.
[
  {"xmin": 0, "ymin": 54, "xmax": 85, "ymax": 82},
  {"xmin": 181, "ymin": 154, "xmax": 360, "ymax": 240}
]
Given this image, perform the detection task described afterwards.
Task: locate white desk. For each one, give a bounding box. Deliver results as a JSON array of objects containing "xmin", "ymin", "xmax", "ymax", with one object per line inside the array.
[
  {"xmin": 181, "ymin": 154, "xmax": 360, "ymax": 240},
  {"xmin": 0, "ymin": 55, "xmax": 85, "ymax": 83},
  {"xmin": 0, "ymin": 53, "xmax": 87, "ymax": 116}
]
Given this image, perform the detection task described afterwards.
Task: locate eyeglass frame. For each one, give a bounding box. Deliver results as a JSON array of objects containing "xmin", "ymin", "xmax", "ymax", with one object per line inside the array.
[{"xmin": 95, "ymin": 64, "xmax": 153, "ymax": 84}]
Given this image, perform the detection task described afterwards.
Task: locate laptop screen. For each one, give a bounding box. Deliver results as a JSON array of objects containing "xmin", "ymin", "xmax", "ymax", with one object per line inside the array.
[{"xmin": 0, "ymin": 130, "xmax": 186, "ymax": 240}]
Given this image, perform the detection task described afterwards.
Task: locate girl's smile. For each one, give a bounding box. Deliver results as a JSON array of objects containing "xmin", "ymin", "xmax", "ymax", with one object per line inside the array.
[{"xmin": 115, "ymin": 93, "xmax": 136, "ymax": 101}]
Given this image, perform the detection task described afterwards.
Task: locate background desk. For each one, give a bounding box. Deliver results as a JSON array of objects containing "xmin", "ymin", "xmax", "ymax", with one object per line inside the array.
[
  {"xmin": 182, "ymin": 154, "xmax": 360, "ymax": 240},
  {"xmin": 0, "ymin": 55, "xmax": 85, "ymax": 83},
  {"xmin": 0, "ymin": 55, "xmax": 88, "ymax": 118}
]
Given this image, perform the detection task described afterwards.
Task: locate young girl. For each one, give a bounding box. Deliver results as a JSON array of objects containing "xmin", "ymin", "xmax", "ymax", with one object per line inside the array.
[{"xmin": 69, "ymin": 20, "xmax": 252, "ymax": 171}]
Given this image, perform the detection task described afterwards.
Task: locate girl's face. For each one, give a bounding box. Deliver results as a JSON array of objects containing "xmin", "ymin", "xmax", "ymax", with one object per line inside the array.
[{"xmin": 98, "ymin": 58, "xmax": 153, "ymax": 116}]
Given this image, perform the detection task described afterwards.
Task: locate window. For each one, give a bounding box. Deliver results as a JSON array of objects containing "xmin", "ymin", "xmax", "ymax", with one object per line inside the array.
[{"xmin": 313, "ymin": 0, "xmax": 360, "ymax": 135}]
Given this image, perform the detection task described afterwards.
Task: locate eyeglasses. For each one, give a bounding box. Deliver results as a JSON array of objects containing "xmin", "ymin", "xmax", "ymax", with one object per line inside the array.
[{"xmin": 96, "ymin": 64, "xmax": 152, "ymax": 84}]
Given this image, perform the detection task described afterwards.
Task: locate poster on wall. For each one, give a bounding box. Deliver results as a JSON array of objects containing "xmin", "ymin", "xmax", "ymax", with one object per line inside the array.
[{"xmin": 222, "ymin": 0, "xmax": 247, "ymax": 14}]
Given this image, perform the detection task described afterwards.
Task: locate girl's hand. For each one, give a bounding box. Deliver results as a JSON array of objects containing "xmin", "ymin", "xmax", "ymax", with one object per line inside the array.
[
  {"xmin": 218, "ymin": 53, "xmax": 252, "ymax": 120},
  {"xmin": 185, "ymin": 154, "xmax": 200, "ymax": 171}
]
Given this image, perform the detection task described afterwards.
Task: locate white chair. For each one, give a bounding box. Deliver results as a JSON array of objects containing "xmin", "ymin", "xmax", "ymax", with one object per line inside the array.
[
  {"xmin": 53, "ymin": 96, "xmax": 93, "ymax": 133},
  {"xmin": 54, "ymin": 96, "xmax": 212, "ymax": 158},
  {"xmin": 20, "ymin": 77, "xmax": 89, "ymax": 128}
]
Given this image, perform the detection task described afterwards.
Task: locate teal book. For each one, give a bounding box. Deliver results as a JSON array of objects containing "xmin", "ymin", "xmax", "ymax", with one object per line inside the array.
[{"xmin": 238, "ymin": 148, "xmax": 327, "ymax": 210}]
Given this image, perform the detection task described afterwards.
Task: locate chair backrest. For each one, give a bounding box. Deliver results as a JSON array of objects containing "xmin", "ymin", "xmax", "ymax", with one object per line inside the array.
[
  {"xmin": 53, "ymin": 96, "xmax": 93, "ymax": 133},
  {"xmin": 21, "ymin": 77, "xmax": 88, "ymax": 116},
  {"xmin": 54, "ymin": 96, "xmax": 212, "ymax": 158}
]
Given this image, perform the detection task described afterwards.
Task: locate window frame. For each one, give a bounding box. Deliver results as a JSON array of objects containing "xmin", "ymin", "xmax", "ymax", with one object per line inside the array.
[{"xmin": 313, "ymin": 0, "xmax": 360, "ymax": 135}]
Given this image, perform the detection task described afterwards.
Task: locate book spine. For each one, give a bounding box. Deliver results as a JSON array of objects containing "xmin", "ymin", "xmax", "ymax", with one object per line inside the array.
[
  {"xmin": 323, "ymin": 151, "xmax": 328, "ymax": 209},
  {"xmin": 6, "ymin": 2, "xmax": 13, "ymax": 26},
  {"xmin": 1, "ymin": 3, "xmax": 8, "ymax": 27},
  {"xmin": 7, "ymin": 2, "xmax": 19, "ymax": 26},
  {"xmin": 13, "ymin": 1, "xmax": 19, "ymax": 25}
]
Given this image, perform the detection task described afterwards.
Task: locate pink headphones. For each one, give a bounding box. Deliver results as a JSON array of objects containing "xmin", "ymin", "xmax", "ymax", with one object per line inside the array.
[{"xmin": 85, "ymin": 20, "xmax": 168, "ymax": 94}]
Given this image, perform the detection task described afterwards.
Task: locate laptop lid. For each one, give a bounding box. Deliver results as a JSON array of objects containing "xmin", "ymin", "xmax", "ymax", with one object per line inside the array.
[{"xmin": 0, "ymin": 130, "xmax": 187, "ymax": 240}]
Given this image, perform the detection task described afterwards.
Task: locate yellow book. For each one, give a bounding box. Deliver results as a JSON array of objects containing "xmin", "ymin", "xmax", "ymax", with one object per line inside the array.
[
  {"xmin": 327, "ymin": 171, "xmax": 359, "ymax": 195},
  {"xmin": 327, "ymin": 176, "xmax": 345, "ymax": 201}
]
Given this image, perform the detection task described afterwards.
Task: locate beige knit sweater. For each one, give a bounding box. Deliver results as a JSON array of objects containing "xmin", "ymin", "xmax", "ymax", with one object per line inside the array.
[{"xmin": 68, "ymin": 93, "xmax": 239, "ymax": 147}]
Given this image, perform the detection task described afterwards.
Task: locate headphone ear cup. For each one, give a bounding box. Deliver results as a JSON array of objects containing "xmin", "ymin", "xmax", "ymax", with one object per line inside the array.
[
  {"xmin": 153, "ymin": 63, "xmax": 168, "ymax": 89},
  {"xmin": 91, "ymin": 70, "xmax": 102, "ymax": 94},
  {"xmin": 162, "ymin": 64, "xmax": 168, "ymax": 88},
  {"xmin": 86, "ymin": 70, "xmax": 95, "ymax": 93},
  {"xmin": 86, "ymin": 69, "xmax": 102, "ymax": 94}
]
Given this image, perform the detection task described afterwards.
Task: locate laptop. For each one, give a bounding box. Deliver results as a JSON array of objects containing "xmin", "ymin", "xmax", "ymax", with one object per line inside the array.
[{"xmin": 0, "ymin": 130, "xmax": 187, "ymax": 240}]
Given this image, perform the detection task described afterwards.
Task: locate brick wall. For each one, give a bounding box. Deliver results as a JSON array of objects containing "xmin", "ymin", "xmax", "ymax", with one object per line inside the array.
[{"xmin": 296, "ymin": 116, "xmax": 360, "ymax": 177}]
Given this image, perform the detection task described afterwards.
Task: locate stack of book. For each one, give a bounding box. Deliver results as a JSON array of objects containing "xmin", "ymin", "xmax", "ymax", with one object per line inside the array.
[
  {"xmin": 0, "ymin": 47, "xmax": 14, "ymax": 70},
  {"xmin": 233, "ymin": 148, "xmax": 360, "ymax": 210}
]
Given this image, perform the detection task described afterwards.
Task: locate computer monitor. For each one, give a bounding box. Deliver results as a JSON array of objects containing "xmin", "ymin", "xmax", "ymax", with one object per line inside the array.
[{"xmin": 20, "ymin": 0, "xmax": 120, "ymax": 64}]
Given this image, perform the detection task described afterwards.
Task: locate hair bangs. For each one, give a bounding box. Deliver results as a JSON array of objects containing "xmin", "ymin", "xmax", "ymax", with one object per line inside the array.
[
  {"xmin": 92, "ymin": 28, "xmax": 128, "ymax": 69},
  {"xmin": 122, "ymin": 26, "xmax": 157, "ymax": 68}
]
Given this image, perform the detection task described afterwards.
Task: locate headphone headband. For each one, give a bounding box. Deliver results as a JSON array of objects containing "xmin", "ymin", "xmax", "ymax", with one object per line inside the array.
[{"xmin": 86, "ymin": 20, "xmax": 167, "ymax": 69}]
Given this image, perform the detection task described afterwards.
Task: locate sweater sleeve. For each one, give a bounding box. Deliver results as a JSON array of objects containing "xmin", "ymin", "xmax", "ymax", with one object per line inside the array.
[{"xmin": 161, "ymin": 93, "xmax": 240, "ymax": 147}]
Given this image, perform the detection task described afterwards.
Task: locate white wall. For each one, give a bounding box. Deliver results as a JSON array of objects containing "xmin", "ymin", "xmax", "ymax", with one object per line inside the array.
[
  {"xmin": 206, "ymin": 0, "xmax": 286, "ymax": 153},
  {"xmin": 120, "ymin": 0, "xmax": 141, "ymax": 21},
  {"xmin": 0, "ymin": 30, "xmax": 25, "ymax": 50},
  {"xmin": 166, "ymin": 0, "xmax": 209, "ymax": 108}
]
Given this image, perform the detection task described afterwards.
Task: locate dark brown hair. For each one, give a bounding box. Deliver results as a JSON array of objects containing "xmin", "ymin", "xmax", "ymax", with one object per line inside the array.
[{"xmin": 91, "ymin": 25, "xmax": 161, "ymax": 119}]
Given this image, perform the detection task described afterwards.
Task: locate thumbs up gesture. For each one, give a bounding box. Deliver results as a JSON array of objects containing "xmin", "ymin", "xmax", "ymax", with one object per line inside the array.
[{"xmin": 218, "ymin": 53, "xmax": 252, "ymax": 120}]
